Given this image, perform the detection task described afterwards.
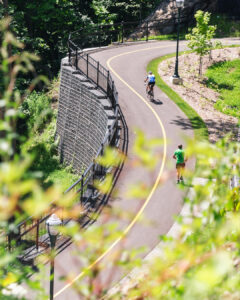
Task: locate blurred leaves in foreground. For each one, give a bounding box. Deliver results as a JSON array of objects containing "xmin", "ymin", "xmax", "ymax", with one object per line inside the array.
[{"xmin": 1, "ymin": 15, "xmax": 240, "ymax": 300}]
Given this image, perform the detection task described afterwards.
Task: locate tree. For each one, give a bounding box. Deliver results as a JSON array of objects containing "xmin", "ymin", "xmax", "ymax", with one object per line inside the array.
[
  {"xmin": 186, "ymin": 10, "xmax": 216, "ymax": 76},
  {"xmin": 6, "ymin": 0, "xmax": 93, "ymax": 78}
]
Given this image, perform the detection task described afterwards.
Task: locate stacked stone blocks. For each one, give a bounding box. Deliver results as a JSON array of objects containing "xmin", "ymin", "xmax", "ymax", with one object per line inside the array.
[{"xmin": 56, "ymin": 58, "xmax": 110, "ymax": 173}]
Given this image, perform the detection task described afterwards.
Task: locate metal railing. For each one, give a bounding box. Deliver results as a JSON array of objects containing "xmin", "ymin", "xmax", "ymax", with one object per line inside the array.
[
  {"xmin": 8, "ymin": 28, "xmax": 121, "ymax": 258},
  {"xmin": 68, "ymin": 15, "xmax": 240, "ymax": 50},
  {"xmin": 68, "ymin": 17, "xmax": 188, "ymax": 49},
  {"xmin": 8, "ymin": 99, "xmax": 119, "ymax": 260},
  {"xmin": 68, "ymin": 46, "xmax": 118, "ymax": 111}
]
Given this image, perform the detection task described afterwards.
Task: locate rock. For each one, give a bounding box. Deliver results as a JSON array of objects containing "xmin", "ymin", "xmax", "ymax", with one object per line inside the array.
[{"xmin": 131, "ymin": 0, "xmax": 218, "ymax": 38}]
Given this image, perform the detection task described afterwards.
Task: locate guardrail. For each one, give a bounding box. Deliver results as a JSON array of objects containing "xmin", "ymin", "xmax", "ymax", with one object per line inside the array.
[
  {"xmin": 8, "ymin": 30, "xmax": 121, "ymax": 259},
  {"xmin": 68, "ymin": 15, "xmax": 240, "ymax": 49},
  {"xmin": 68, "ymin": 41, "xmax": 118, "ymax": 111},
  {"xmin": 68, "ymin": 17, "xmax": 188, "ymax": 49}
]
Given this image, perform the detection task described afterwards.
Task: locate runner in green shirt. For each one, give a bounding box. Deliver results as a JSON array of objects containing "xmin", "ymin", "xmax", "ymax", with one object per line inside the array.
[{"xmin": 173, "ymin": 144, "xmax": 187, "ymax": 184}]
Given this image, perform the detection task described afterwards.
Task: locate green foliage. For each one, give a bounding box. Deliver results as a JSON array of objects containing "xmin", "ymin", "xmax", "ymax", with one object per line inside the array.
[
  {"xmin": 0, "ymin": 20, "xmax": 82, "ymax": 298},
  {"xmin": 21, "ymin": 98, "xmax": 79, "ymax": 189},
  {"xmin": 122, "ymin": 136, "xmax": 240, "ymax": 299},
  {"xmin": 7, "ymin": 0, "xmax": 93, "ymax": 77},
  {"xmin": 20, "ymin": 91, "xmax": 53, "ymax": 133},
  {"xmin": 186, "ymin": 11, "xmax": 217, "ymax": 75},
  {"xmin": 205, "ymin": 59, "xmax": 240, "ymax": 119},
  {"xmin": 5, "ymin": 0, "xmax": 160, "ymax": 78},
  {"xmin": 91, "ymin": 0, "xmax": 117, "ymax": 24},
  {"xmin": 211, "ymin": 14, "xmax": 240, "ymax": 38},
  {"xmin": 103, "ymin": 0, "xmax": 160, "ymax": 23},
  {"xmin": 2, "ymin": 10, "xmax": 240, "ymax": 300}
]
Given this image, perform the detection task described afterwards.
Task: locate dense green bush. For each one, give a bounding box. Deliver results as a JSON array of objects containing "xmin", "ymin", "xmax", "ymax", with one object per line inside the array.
[
  {"xmin": 20, "ymin": 91, "xmax": 79, "ymax": 188},
  {"xmin": 20, "ymin": 91, "xmax": 53, "ymax": 133}
]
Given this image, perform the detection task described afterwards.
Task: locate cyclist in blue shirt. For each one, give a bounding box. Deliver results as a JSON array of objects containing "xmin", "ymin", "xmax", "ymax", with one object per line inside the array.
[{"xmin": 145, "ymin": 71, "xmax": 155, "ymax": 95}]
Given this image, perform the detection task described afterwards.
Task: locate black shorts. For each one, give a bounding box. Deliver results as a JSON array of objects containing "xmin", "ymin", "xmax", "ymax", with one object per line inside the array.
[
  {"xmin": 176, "ymin": 162, "xmax": 185, "ymax": 169},
  {"xmin": 148, "ymin": 82, "xmax": 155, "ymax": 88}
]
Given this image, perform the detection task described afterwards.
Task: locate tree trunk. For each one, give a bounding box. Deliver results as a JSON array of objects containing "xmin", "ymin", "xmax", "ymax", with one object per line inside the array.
[{"xmin": 199, "ymin": 55, "xmax": 203, "ymax": 76}]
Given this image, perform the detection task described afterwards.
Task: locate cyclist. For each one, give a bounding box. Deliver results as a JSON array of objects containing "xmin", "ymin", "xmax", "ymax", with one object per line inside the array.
[
  {"xmin": 145, "ymin": 71, "xmax": 155, "ymax": 98},
  {"xmin": 173, "ymin": 144, "xmax": 187, "ymax": 184}
]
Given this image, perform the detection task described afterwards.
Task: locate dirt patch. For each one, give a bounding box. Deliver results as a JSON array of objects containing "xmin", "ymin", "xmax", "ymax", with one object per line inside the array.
[{"xmin": 158, "ymin": 47, "xmax": 240, "ymax": 143}]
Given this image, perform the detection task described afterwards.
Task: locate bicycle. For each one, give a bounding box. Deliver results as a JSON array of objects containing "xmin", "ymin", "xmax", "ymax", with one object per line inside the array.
[{"xmin": 146, "ymin": 85, "xmax": 154, "ymax": 101}]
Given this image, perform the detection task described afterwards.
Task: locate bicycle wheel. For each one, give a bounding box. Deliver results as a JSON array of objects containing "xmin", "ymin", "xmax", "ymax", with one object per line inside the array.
[{"xmin": 149, "ymin": 89, "xmax": 154, "ymax": 101}]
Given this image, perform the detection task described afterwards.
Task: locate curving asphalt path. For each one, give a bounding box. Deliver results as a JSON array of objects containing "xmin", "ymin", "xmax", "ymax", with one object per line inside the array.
[
  {"xmin": 25, "ymin": 40, "xmax": 204, "ymax": 299},
  {"xmin": 41, "ymin": 40, "xmax": 196, "ymax": 300}
]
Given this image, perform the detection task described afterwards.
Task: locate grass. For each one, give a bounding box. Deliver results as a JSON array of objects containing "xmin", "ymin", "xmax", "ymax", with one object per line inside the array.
[
  {"xmin": 141, "ymin": 33, "xmax": 186, "ymax": 41},
  {"xmin": 205, "ymin": 59, "xmax": 240, "ymax": 119},
  {"xmin": 147, "ymin": 52, "xmax": 209, "ymax": 141}
]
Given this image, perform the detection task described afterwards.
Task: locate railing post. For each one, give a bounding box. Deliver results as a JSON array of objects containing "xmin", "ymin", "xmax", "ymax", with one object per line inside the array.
[
  {"xmin": 100, "ymin": 144, "xmax": 104, "ymax": 175},
  {"xmin": 68, "ymin": 41, "xmax": 71, "ymax": 65},
  {"xmin": 81, "ymin": 177, "xmax": 84, "ymax": 202},
  {"xmin": 92, "ymin": 163, "xmax": 95, "ymax": 196},
  {"xmin": 36, "ymin": 219, "xmax": 39, "ymax": 252},
  {"xmin": 121, "ymin": 21, "xmax": 124, "ymax": 43},
  {"xmin": 86, "ymin": 54, "xmax": 89, "ymax": 78},
  {"xmin": 112, "ymin": 80, "xmax": 114, "ymax": 102},
  {"xmin": 92, "ymin": 162, "xmax": 95, "ymax": 182},
  {"xmin": 146, "ymin": 21, "xmax": 149, "ymax": 42},
  {"xmin": 115, "ymin": 91, "xmax": 118, "ymax": 111},
  {"xmin": 75, "ymin": 48, "xmax": 78, "ymax": 69},
  {"xmin": 107, "ymin": 71, "xmax": 110, "ymax": 97},
  {"xmin": 97, "ymin": 61, "xmax": 99, "ymax": 88},
  {"xmin": 108, "ymin": 128, "xmax": 111, "ymax": 143}
]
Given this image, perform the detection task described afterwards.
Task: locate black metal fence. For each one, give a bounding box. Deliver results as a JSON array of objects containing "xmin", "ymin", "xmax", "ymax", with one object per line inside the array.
[
  {"xmin": 68, "ymin": 18, "xmax": 188, "ymax": 50},
  {"xmin": 68, "ymin": 46, "xmax": 118, "ymax": 111},
  {"xmin": 8, "ymin": 107, "xmax": 120, "ymax": 260},
  {"xmin": 8, "ymin": 27, "xmax": 121, "ymax": 258},
  {"xmin": 8, "ymin": 107, "xmax": 120, "ymax": 259},
  {"xmin": 68, "ymin": 15, "xmax": 240, "ymax": 50}
]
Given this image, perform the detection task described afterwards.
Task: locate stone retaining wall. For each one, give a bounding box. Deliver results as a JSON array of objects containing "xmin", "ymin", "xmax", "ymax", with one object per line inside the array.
[{"xmin": 56, "ymin": 58, "xmax": 110, "ymax": 173}]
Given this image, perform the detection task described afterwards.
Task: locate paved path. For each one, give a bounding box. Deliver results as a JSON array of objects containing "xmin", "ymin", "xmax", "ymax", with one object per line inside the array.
[
  {"xmin": 25, "ymin": 38, "xmax": 240, "ymax": 299},
  {"xmin": 43, "ymin": 40, "xmax": 195, "ymax": 300}
]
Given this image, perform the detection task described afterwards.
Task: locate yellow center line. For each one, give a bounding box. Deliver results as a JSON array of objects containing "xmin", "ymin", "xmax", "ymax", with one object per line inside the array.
[{"xmin": 54, "ymin": 44, "xmax": 168, "ymax": 298}]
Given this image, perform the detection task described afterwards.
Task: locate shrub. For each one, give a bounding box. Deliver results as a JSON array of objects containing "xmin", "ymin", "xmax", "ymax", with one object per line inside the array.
[{"xmin": 20, "ymin": 91, "xmax": 53, "ymax": 133}]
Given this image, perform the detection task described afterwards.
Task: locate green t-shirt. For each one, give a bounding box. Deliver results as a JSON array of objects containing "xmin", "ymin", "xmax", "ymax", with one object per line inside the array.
[{"xmin": 174, "ymin": 149, "xmax": 184, "ymax": 164}]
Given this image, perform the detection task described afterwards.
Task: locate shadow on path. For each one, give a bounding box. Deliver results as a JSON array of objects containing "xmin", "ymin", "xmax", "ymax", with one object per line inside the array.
[
  {"xmin": 151, "ymin": 98, "xmax": 163, "ymax": 105},
  {"xmin": 171, "ymin": 115, "xmax": 238, "ymax": 141}
]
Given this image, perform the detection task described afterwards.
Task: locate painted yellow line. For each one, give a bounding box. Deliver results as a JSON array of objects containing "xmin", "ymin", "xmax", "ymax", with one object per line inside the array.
[{"xmin": 54, "ymin": 45, "xmax": 168, "ymax": 298}]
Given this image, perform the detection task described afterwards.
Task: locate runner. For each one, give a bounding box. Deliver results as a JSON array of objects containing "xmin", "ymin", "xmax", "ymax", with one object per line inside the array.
[{"xmin": 173, "ymin": 144, "xmax": 187, "ymax": 184}]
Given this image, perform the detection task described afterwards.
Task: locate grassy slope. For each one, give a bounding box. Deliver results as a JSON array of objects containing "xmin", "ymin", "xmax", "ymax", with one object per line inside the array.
[
  {"xmin": 205, "ymin": 59, "xmax": 240, "ymax": 119},
  {"xmin": 147, "ymin": 52, "xmax": 209, "ymax": 141}
]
